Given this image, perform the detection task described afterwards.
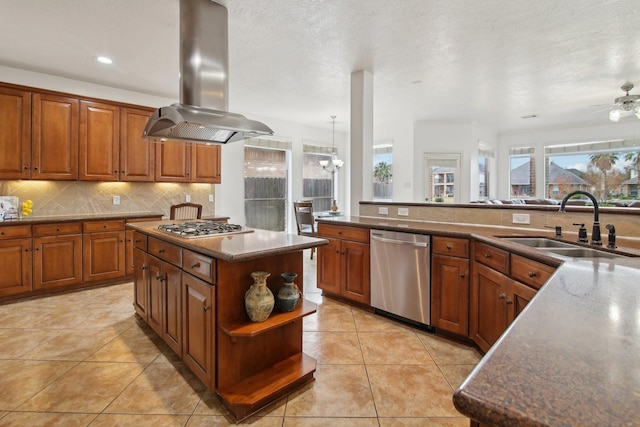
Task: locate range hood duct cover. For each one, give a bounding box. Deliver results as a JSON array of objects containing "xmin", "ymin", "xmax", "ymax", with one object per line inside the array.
[{"xmin": 143, "ymin": 0, "xmax": 272, "ymax": 144}]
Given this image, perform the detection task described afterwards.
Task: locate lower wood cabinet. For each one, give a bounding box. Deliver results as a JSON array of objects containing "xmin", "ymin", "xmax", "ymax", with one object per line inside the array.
[
  {"xmin": 317, "ymin": 224, "xmax": 370, "ymax": 305},
  {"xmin": 33, "ymin": 222, "xmax": 83, "ymax": 290},
  {"xmin": 82, "ymin": 220, "xmax": 126, "ymax": 282},
  {"xmin": 182, "ymin": 273, "xmax": 214, "ymax": 387},
  {"xmin": 0, "ymin": 229, "xmax": 32, "ymax": 297},
  {"xmin": 431, "ymin": 236, "xmax": 470, "ymax": 335},
  {"xmin": 470, "ymin": 241, "xmax": 556, "ymax": 353}
]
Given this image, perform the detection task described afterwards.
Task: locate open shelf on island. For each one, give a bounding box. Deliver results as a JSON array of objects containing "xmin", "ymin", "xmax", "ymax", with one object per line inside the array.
[{"xmin": 219, "ymin": 298, "xmax": 317, "ymax": 338}]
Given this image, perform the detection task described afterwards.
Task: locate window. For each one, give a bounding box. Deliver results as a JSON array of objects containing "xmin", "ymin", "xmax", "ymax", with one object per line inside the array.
[
  {"xmin": 244, "ymin": 139, "xmax": 290, "ymax": 231},
  {"xmin": 509, "ymin": 147, "xmax": 536, "ymax": 198},
  {"xmin": 424, "ymin": 153, "xmax": 460, "ymax": 203},
  {"xmin": 373, "ymin": 140, "xmax": 393, "ymax": 201},
  {"xmin": 478, "ymin": 142, "xmax": 494, "ymax": 199},
  {"xmin": 302, "ymin": 144, "xmax": 333, "ymax": 212},
  {"xmin": 544, "ymin": 139, "xmax": 640, "ymax": 202}
]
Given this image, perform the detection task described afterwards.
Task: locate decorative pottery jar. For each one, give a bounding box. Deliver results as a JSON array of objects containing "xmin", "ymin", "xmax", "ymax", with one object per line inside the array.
[
  {"xmin": 245, "ymin": 271, "xmax": 275, "ymax": 322},
  {"xmin": 276, "ymin": 272, "xmax": 301, "ymax": 312}
]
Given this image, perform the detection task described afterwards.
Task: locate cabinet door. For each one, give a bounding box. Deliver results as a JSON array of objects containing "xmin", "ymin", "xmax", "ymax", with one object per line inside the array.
[
  {"xmin": 164, "ymin": 262, "xmax": 183, "ymax": 356},
  {"xmin": 341, "ymin": 240, "xmax": 370, "ymax": 305},
  {"xmin": 133, "ymin": 248, "xmax": 150, "ymax": 320},
  {"xmin": 470, "ymin": 262, "xmax": 509, "ymax": 353},
  {"xmin": 0, "ymin": 238, "xmax": 32, "ymax": 296},
  {"xmin": 432, "ymin": 254, "xmax": 469, "ymax": 335},
  {"xmin": 120, "ymin": 107, "xmax": 154, "ymax": 181},
  {"xmin": 33, "ymin": 234, "xmax": 82, "ymax": 289},
  {"xmin": 125, "ymin": 229, "xmax": 135, "ymax": 276},
  {"xmin": 31, "ymin": 93, "xmax": 79, "ymax": 180},
  {"xmin": 147, "ymin": 256, "xmax": 164, "ymax": 336},
  {"xmin": 79, "ymin": 100, "xmax": 120, "ymax": 181},
  {"xmin": 317, "ymin": 238, "xmax": 341, "ymax": 295},
  {"xmin": 155, "ymin": 142, "xmax": 190, "ymax": 182},
  {"xmin": 0, "ymin": 86, "xmax": 31, "ymax": 179},
  {"xmin": 507, "ymin": 280, "xmax": 537, "ymax": 324},
  {"xmin": 82, "ymin": 231, "xmax": 125, "ymax": 282},
  {"xmin": 182, "ymin": 273, "xmax": 214, "ymax": 388},
  {"xmin": 191, "ymin": 144, "xmax": 221, "ymax": 183}
]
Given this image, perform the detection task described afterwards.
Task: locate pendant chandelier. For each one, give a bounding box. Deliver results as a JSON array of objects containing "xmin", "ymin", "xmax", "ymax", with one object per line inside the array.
[{"xmin": 319, "ymin": 116, "xmax": 344, "ymax": 171}]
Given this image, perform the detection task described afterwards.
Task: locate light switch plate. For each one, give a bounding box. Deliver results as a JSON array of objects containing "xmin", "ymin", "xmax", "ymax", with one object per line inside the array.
[
  {"xmin": 112, "ymin": 195, "xmax": 120, "ymax": 205},
  {"xmin": 209, "ymin": 194, "xmax": 214, "ymax": 202},
  {"xmin": 185, "ymin": 195, "xmax": 191, "ymax": 202},
  {"xmin": 378, "ymin": 207, "xmax": 389, "ymax": 215},
  {"xmin": 512, "ymin": 213, "xmax": 530, "ymax": 224},
  {"xmin": 398, "ymin": 207, "xmax": 409, "ymax": 216}
]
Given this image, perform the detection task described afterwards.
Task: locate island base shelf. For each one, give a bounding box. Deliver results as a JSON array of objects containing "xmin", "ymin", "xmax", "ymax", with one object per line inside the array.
[{"xmin": 218, "ymin": 352, "xmax": 317, "ymax": 422}]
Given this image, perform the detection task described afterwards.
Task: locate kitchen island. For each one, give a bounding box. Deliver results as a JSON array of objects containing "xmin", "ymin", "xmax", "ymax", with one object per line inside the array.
[{"xmin": 126, "ymin": 220, "xmax": 327, "ymax": 422}]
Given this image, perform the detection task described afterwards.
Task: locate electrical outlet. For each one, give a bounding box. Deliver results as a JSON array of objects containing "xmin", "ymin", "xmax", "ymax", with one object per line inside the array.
[
  {"xmin": 185, "ymin": 195, "xmax": 191, "ymax": 202},
  {"xmin": 209, "ymin": 194, "xmax": 214, "ymax": 202},
  {"xmin": 112, "ymin": 195, "xmax": 120, "ymax": 205},
  {"xmin": 512, "ymin": 213, "xmax": 530, "ymax": 224},
  {"xmin": 398, "ymin": 207, "xmax": 409, "ymax": 216},
  {"xmin": 378, "ymin": 207, "xmax": 389, "ymax": 215}
]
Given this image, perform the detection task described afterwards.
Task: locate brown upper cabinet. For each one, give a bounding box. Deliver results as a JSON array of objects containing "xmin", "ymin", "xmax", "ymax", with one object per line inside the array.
[
  {"xmin": 32, "ymin": 92, "xmax": 79, "ymax": 180},
  {"xmin": 156, "ymin": 142, "xmax": 221, "ymax": 183},
  {"xmin": 0, "ymin": 86, "xmax": 31, "ymax": 179},
  {"xmin": 1, "ymin": 82, "xmax": 220, "ymax": 183}
]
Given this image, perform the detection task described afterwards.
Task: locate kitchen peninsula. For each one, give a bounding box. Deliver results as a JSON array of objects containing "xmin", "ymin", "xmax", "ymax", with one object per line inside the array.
[{"xmin": 126, "ymin": 220, "xmax": 327, "ymax": 422}]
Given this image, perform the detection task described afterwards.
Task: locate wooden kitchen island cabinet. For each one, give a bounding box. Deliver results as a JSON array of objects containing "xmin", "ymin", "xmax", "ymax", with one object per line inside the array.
[{"xmin": 128, "ymin": 222, "xmax": 325, "ymax": 422}]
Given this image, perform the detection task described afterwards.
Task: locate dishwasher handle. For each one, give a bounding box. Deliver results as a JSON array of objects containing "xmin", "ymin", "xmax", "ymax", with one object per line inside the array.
[{"xmin": 371, "ymin": 233, "xmax": 429, "ymax": 248}]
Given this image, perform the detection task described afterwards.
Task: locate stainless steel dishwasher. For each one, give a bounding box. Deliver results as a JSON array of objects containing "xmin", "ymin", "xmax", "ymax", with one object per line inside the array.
[{"xmin": 370, "ymin": 229, "xmax": 431, "ymax": 326}]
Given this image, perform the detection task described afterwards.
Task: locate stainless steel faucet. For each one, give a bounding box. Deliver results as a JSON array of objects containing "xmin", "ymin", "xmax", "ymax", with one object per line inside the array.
[{"xmin": 559, "ymin": 190, "xmax": 602, "ymax": 246}]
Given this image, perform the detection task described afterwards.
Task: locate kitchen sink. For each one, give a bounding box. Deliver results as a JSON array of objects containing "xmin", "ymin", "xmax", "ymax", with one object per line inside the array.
[
  {"xmin": 541, "ymin": 247, "xmax": 624, "ymax": 259},
  {"xmin": 501, "ymin": 237, "xmax": 577, "ymax": 248},
  {"xmin": 501, "ymin": 237, "xmax": 626, "ymax": 258}
]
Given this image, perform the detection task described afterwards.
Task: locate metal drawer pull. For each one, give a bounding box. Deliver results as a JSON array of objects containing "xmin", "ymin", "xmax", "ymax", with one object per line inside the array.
[
  {"xmin": 446, "ymin": 244, "xmax": 452, "ymax": 250},
  {"xmin": 528, "ymin": 271, "xmax": 537, "ymax": 277},
  {"xmin": 191, "ymin": 262, "xmax": 201, "ymax": 268},
  {"xmin": 498, "ymin": 293, "xmax": 506, "ymax": 299},
  {"xmin": 506, "ymin": 299, "xmax": 513, "ymax": 305},
  {"xmin": 460, "ymin": 273, "xmax": 465, "ymax": 278},
  {"xmin": 484, "ymin": 253, "xmax": 491, "ymax": 258},
  {"xmin": 158, "ymin": 249, "xmax": 165, "ymax": 254},
  {"xmin": 203, "ymin": 306, "xmax": 210, "ymax": 311}
]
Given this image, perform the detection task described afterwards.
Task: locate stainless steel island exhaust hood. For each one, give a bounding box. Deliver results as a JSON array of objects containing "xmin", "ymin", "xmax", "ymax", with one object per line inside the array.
[{"xmin": 143, "ymin": 0, "xmax": 273, "ymax": 144}]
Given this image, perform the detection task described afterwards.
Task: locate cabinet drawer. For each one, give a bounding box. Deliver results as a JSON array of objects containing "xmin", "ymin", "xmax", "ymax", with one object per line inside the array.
[
  {"xmin": 0, "ymin": 225, "xmax": 32, "ymax": 239},
  {"xmin": 183, "ymin": 250, "xmax": 216, "ymax": 284},
  {"xmin": 133, "ymin": 231, "xmax": 148, "ymax": 251},
  {"xmin": 510, "ymin": 254, "xmax": 556, "ymax": 290},
  {"xmin": 33, "ymin": 222, "xmax": 82, "ymax": 237},
  {"xmin": 318, "ymin": 224, "xmax": 369, "ymax": 243},
  {"xmin": 148, "ymin": 236, "xmax": 182, "ymax": 266},
  {"xmin": 83, "ymin": 220, "xmax": 125, "ymax": 233},
  {"xmin": 432, "ymin": 236, "xmax": 469, "ymax": 257},
  {"xmin": 474, "ymin": 241, "xmax": 510, "ymax": 274}
]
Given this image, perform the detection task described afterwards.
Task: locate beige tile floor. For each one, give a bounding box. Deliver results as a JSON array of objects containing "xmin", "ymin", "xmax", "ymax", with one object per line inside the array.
[{"xmin": 0, "ymin": 250, "xmax": 481, "ymax": 426}]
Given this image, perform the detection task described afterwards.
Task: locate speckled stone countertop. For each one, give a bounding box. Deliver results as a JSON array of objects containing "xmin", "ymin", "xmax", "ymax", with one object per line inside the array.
[
  {"xmin": 0, "ymin": 212, "xmax": 166, "ymax": 225},
  {"xmin": 318, "ymin": 215, "xmax": 640, "ymax": 426},
  {"xmin": 127, "ymin": 220, "xmax": 328, "ymax": 262}
]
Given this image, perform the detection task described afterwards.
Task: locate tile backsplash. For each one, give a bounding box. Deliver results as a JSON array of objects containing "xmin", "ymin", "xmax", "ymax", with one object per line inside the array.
[{"xmin": 0, "ymin": 181, "xmax": 216, "ymax": 219}]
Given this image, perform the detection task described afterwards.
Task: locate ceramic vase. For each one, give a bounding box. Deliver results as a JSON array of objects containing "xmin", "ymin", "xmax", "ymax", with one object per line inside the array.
[
  {"xmin": 331, "ymin": 199, "xmax": 338, "ymax": 212},
  {"xmin": 276, "ymin": 272, "xmax": 301, "ymax": 312},
  {"xmin": 245, "ymin": 271, "xmax": 274, "ymax": 322}
]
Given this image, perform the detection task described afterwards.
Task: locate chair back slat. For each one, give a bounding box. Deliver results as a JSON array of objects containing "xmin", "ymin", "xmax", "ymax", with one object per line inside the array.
[
  {"xmin": 293, "ymin": 200, "xmax": 316, "ymax": 236},
  {"xmin": 170, "ymin": 203, "xmax": 203, "ymax": 220}
]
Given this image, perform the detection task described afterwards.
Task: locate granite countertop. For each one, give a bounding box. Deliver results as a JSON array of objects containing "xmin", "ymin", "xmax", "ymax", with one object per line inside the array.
[
  {"xmin": 318, "ymin": 215, "xmax": 640, "ymax": 426},
  {"xmin": 127, "ymin": 220, "xmax": 328, "ymax": 262},
  {"xmin": 0, "ymin": 212, "xmax": 166, "ymax": 225}
]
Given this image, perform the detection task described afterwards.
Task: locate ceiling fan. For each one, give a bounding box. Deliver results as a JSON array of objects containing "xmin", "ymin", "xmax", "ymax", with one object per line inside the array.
[{"xmin": 609, "ymin": 83, "xmax": 640, "ymax": 122}]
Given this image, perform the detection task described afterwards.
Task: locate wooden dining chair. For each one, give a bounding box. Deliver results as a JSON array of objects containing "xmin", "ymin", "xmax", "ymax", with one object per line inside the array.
[
  {"xmin": 293, "ymin": 200, "xmax": 317, "ymax": 259},
  {"xmin": 170, "ymin": 202, "xmax": 203, "ymax": 220}
]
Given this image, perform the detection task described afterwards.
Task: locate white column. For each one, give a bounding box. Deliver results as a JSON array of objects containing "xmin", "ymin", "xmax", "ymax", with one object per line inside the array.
[{"xmin": 350, "ymin": 70, "xmax": 374, "ymax": 215}]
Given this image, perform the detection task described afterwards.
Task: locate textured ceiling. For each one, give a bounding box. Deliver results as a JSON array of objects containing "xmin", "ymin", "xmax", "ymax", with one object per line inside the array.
[{"xmin": 1, "ymin": 0, "xmax": 639, "ymax": 134}]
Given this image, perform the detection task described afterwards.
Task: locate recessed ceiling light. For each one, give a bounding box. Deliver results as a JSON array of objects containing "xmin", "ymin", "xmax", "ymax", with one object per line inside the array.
[{"xmin": 96, "ymin": 56, "xmax": 113, "ymax": 64}]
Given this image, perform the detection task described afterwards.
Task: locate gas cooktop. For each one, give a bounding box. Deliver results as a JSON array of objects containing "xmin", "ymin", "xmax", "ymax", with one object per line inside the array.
[{"xmin": 157, "ymin": 221, "xmax": 253, "ymax": 238}]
